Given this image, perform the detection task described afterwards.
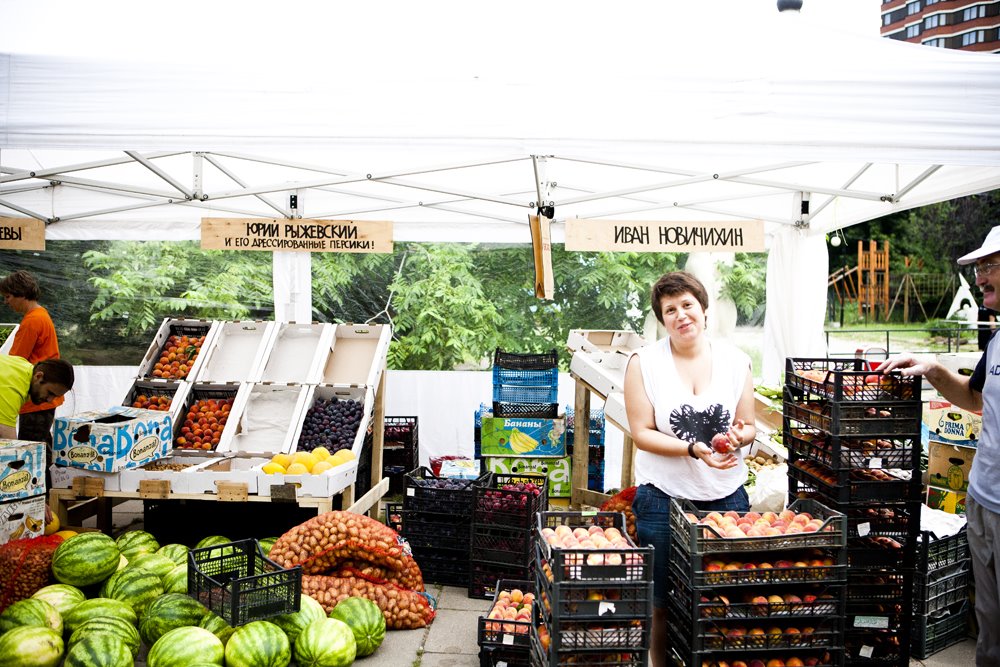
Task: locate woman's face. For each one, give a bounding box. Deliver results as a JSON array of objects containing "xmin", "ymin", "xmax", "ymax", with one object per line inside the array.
[{"xmin": 658, "ymin": 291, "xmax": 706, "ymax": 341}]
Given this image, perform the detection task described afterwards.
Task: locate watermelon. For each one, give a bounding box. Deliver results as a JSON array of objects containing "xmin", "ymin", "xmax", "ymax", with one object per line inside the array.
[
  {"xmin": 157, "ymin": 542, "xmax": 190, "ymax": 566},
  {"xmin": 0, "ymin": 598, "xmax": 62, "ymax": 635},
  {"xmin": 114, "ymin": 529, "xmax": 160, "ymax": 560},
  {"xmin": 116, "ymin": 553, "xmax": 129, "ymax": 571},
  {"xmin": 31, "ymin": 583, "xmax": 85, "ymax": 618},
  {"xmin": 0, "ymin": 625, "xmax": 63, "ymax": 667},
  {"xmin": 195, "ymin": 535, "xmax": 231, "ymax": 549},
  {"xmin": 258, "ymin": 537, "xmax": 278, "ymax": 557},
  {"xmin": 139, "ymin": 593, "xmax": 210, "ymax": 645},
  {"xmin": 99, "ymin": 567, "xmax": 164, "ymax": 616},
  {"xmin": 51, "ymin": 532, "xmax": 121, "ymax": 587},
  {"xmin": 63, "ymin": 634, "xmax": 131, "ymax": 667},
  {"xmin": 271, "ymin": 594, "xmax": 327, "ymax": 646},
  {"xmin": 199, "ymin": 612, "xmax": 236, "ymax": 646},
  {"xmin": 329, "ymin": 596, "xmax": 385, "ymax": 657},
  {"xmin": 225, "ymin": 620, "xmax": 291, "ymax": 667},
  {"xmin": 162, "ymin": 563, "xmax": 188, "ymax": 594},
  {"xmin": 127, "ymin": 551, "xmax": 177, "ymax": 580},
  {"xmin": 63, "ymin": 598, "xmax": 138, "ymax": 635},
  {"xmin": 68, "ymin": 616, "xmax": 141, "ymax": 658},
  {"xmin": 294, "ymin": 617, "xmax": 357, "ymax": 667},
  {"xmin": 147, "ymin": 626, "xmax": 225, "ymax": 667}
]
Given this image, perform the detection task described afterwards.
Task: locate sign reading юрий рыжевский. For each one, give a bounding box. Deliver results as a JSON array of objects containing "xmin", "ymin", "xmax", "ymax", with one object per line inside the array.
[
  {"xmin": 564, "ymin": 219, "xmax": 764, "ymax": 253},
  {"xmin": 0, "ymin": 217, "xmax": 46, "ymax": 251},
  {"xmin": 200, "ymin": 218, "xmax": 393, "ymax": 253}
]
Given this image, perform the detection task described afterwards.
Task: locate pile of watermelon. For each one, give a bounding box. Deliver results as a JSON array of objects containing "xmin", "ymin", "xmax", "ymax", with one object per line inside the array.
[{"xmin": 0, "ymin": 529, "xmax": 386, "ymax": 666}]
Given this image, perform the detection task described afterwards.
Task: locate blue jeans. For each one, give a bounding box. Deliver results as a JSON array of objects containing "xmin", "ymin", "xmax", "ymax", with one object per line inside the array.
[{"xmin": 632, "ymin": 483, "xmax": 750, "ymax": 609}]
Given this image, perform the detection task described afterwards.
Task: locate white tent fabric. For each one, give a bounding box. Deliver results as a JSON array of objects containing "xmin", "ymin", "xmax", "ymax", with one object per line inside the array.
[{"xmin": 3, "ymin": 2, "xmax": 1000, "ymax": 370}]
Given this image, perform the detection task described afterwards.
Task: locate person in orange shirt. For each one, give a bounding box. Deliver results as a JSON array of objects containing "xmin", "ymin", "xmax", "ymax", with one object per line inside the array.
[{"xmin": 1, "ymin": 270, "xmax": 63, "ymax": 445}]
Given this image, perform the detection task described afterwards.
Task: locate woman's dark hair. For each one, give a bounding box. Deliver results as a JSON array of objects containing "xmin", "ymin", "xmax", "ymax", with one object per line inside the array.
[
  {"xmin": 0, "ymin": 271, "xmax": 40, "ymax": 301},
  {"xmin": 35, "ymin": 358, "xmax": 74, "ymax": 390},
  {"xmin": 650, "ymin": 271, "xmax": 710, "ymax": 325}
]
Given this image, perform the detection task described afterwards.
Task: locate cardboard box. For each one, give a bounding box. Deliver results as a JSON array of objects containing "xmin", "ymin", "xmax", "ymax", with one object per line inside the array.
[
  {"xmin": 0, "ymin": 439, "xmax": 46, "ymax": 501},
  {"xmin": 49, "ymin": 464, "xmax": 121, "ymax": 492},
  {"xmin": 936, "ymin": 352, "xmax": 981, "ymax": 379},
  {"xmin": 135, "ymin": 318, "xmax": 219, "ymax": 382},
  {"xmin": 218, "ymin": 383, "xmax": 309, "ymax": 457},
  {"xmin": 484, "ymin": 456, "xmax": 571, "ymax": 498},
  {"xmin": 256, "ymin": 322, "xmax": 334, "ymax": 384},
  {"xmin": 185, "ymin": 456, "xmax": 270, "ymax": 494},
  {"xmin": 926, "ymin": 486, "xmax": 967, "ymax": 515},
  {"xmin": 0, "ymin": 493, "xmax": 46, "ymax": 545},
  {"xmin": 0, "ymin": 323, "xmax": 19, "ymax": 355},
  {"xmin": 319, "ymin": 323, "xmax": 391, "ymax": 389},
  {"xmin": 121, "ymin": 379, "xmax": 191, "ymax": 428},
  {"xmin": 194, "ymin": 320, "xmax": 277, "ymax": 383},
  {"xmin": 53, "ymin": 406, "xmax": 173, "ymax": 473},
  {"xmin": 118, "ymin": 454, "xmax": 219, "ymax": 493},
  {"xmin": 290, "ymin": 384, "xmax": 373, "ymax": 458},
  {"xmin": 928, "ymin": 440, "xmax": 976, "ymax": 493},
  {"xmin": 923, "ymin": 400, "xmax": 982, "ymax": 446},
  {"xmin": 256, "ymin": 458, "xmax": 358, "ymax": 498},
  {"xmin": 481, "ymin": 417, "xmax": 566, "ymax": 457},
  {"xmin": 172, "ymin": 382, "xmax": 247, "ymax": 453}
]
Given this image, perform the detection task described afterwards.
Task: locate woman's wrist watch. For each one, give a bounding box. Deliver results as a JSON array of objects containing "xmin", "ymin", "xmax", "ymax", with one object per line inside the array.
[{"xmin": 687, "ymin": 441, "xmax": 699, "ymax": 459}]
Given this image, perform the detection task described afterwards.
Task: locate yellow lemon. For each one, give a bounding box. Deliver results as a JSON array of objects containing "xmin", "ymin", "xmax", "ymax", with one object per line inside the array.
[
  {"xmin": 54, "ymin": 529, "xmax": 78, "ymax": 540},
  {"xmin": 44, "ymin": 514, "xmax": 60, "ymax": 536},
  {"xmin": 292, "ymin": 451, "xmax": 319, "ymax": 472},
  {"xmin": 311, "ymin": 461, "xmax": 334, "ymax": 474},
  {"xmin": 271, "ymin": 453, "xmax": 293, "ymax": 469},
  {"xmin": 331, "ymin": 449, "xmax": 357, "ymax": 462},
  {"xmin": 261, "ymin": 462, "xmax": 286, "ymax": 475},
  {"xmin": 311, "ymin": 447, "xmax": 332, "ymax": 461},
  {"xmin": 285, "ymin": 462, "xmax": 309, "ymax": 475}
]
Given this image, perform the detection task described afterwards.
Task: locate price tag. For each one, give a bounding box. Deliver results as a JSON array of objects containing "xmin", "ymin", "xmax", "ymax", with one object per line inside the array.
[
  {"xmin": 502, "ymin": 634, "xmax": 514, "ymax": 646},
  {"xmin": 407, "ymin": 488, "xmax": 415, "ymax": 496},
  {"xmin": 857, "ymin": 522, "xmax": 871, "ymax": 537},
  {"xmin": 860, "ymin": 645, "xmax": 874, "ymax": 659},
  {"xmin": 497, "ymin": 662, "xmax": 508, "ymax": 667},
  {"xmin": 598, "ymin": 601, "xmax": 617, "ymax": 616},
  {"xmin": 581, "ymin": 510, "xmax": 597, "ymax": 516},
  {"xmin": 854, "ymin": 615, "xmax": 889, "ymax": 629},
  {"xmin": 870, "ymin": 457, "xmax": 883, "ymax": 469}
]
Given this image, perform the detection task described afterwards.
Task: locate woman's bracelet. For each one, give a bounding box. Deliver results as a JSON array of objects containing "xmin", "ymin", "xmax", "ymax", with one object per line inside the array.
[{"xmin": 687, "ymin": 441, "xmax": 698, "ymax": 459}]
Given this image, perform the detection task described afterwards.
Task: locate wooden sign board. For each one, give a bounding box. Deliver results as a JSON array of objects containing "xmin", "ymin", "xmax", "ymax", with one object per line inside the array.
[
  {"xmin": 0, "ymin": 217, "xmax": 45, "ymax": 251},
  {"xmin": 529, "ymin": 214, "xmax": 554, "ymax": 300},
  {"xmin": 201, "ymin": 218, "xmax": 393, "ymax": 253},
  {"xmin": 564, "ymin": 219, "xmax": 765, "ymax": 253}
]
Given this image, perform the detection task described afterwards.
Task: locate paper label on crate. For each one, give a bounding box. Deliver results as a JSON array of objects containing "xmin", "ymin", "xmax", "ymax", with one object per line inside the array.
[
  {"xmin": 497, "ymin": 662, "xmax": 507, "ymax": 667},
  {"xmin": 869, "ymin": 457, "xmax": 882, "ymax": 469},
  {"xmin": 857, "ymin": 522, "xmax": 871, "ymax": 537},
  {"xmin": 859, "ymin": 646, "xmax": 874, "ymax": 659},
  {"xmin": 598, "ymin": 601, "xmax": 616, "ymax": 616},
  {"xmin": 854, "ymin": 616, "xmax": 889, "ymax": 629},
  {"xmin": 407, "ymin": 487, "xmax": 415, "ymax": 496},
  {"xmin": 502, "ymin": 634, "xmax": 514, "ymax": 646}
]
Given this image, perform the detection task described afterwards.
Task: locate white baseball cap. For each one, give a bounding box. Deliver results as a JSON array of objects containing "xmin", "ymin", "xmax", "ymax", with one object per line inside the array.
[{"xmin": 958, "ymin": 225, "xmax": 1000, "ymax": 265}]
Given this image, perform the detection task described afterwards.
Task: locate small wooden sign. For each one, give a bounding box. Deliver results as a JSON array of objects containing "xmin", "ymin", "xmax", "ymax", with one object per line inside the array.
[
  {"xmin": 201, "ymin": 217, "xmax": 393, "ymax": 253},
  {"xmin": 71, "ymin": 477, "xmax": 105, "ymax": 498},
  {"xmin": 269, "ymin": 483, "xmax": 299, "ymax": 503},
  {"xmin": 139, "ymin": 479, "xmax": 171, "ymax": 499},
  {"xmin": 0, "ymin": 217, "xmax": 45, "ymax": 251},
  {"xmin": 564, "ymin": 219, "xmax": 765, "ymax": 253},
  {"xmin": 529, "ymin": 214, "xmax": 554, "ymax": 300},
  {"xmin": 216, "ymin": 481, "xmax": 249, "ymax": 502}
]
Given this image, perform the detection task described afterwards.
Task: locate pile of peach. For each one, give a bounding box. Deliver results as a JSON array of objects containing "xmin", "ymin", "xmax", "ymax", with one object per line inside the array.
[
  {"xmin": 175, "ymin": 397, "xmax": 234, "ymax": 450},
  {"xmin": 540, "ymin": 525, "xmax": 638, "ymax": 566},
  {"xmin": 689, "ymin": 509, "xmax": 831, "ymax": 539},
  {"xmin": 151, "ymin": 334, "xmax": 206, "ymax": 379},
  {"xmin": 131, "ymin": 393, "xmax": 171, "ymax": 411},
  {"xmin": 483, "ymin": 587, "xmax": 535, "ymax": 634}
]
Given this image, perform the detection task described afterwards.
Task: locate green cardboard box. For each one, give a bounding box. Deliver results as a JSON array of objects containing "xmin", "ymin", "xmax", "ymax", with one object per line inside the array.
[
  {"xmin": 480, "ymin": 417, "xmax": 566, "ymax": 457},
  {"xmin": 485, "ymin": 455, "xmax": 571, "ymax": 497}
]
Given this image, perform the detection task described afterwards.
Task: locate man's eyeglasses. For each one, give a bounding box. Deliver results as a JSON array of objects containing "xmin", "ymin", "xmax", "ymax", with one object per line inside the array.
[{"xmin": 975, "ymin": 263, "xmax": 1000, "ymax": 276}]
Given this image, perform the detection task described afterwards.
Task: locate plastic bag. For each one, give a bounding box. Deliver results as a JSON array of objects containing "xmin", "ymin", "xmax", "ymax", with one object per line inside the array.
[
  {"xmin": 747, "ymin": 463, "xmax": 788, "ymax": 514},
  {"xmin": 0, "ymin": 535, "xmax": 64, "ymax": 612}
]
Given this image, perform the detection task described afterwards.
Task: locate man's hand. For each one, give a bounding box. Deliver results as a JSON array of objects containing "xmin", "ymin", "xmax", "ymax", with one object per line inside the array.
[{"xmin": 876, "ymin": 354, "xmax": 937, "ymax": 377}]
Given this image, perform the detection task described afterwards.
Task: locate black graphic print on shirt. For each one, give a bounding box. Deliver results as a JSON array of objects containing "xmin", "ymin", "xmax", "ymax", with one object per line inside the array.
[{"xmin": 670, "ymin": 403, "xmax": 731, "ymax": 444}]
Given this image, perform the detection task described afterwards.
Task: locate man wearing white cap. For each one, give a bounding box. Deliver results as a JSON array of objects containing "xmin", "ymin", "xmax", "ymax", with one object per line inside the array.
[{"xmin": 880, "ymin": 225, "xmax": 1000, "ymax": 666}]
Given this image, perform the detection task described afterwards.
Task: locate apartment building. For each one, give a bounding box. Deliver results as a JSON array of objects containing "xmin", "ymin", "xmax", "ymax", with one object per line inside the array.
[{"xmin": 881, "ymin": 0, "xmax": 1000, "ymax": 52}]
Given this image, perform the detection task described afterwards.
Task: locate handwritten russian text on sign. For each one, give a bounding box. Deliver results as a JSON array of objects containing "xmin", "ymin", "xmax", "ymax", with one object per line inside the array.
[
  {"xmin": 201, "ymin": 218, "xmax": 393, "ymax": 253},
  {"xmin": 0, "ymin": 217, "xmax": 45, "ymax": 251},
  {"xmin": 564, "ymin": 219, "xmax": 765, "ymax": 253}
]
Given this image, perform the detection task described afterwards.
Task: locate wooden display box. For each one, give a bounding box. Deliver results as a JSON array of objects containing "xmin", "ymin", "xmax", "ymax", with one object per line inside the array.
[
  {"xmin": 135, "ymin": 318, "xmax": 219, "ymax": 383},
  {"xmin": 194, "ymin": 320, "xmax": 277, "ymax": 383},
  {"xmin": 217, "ymin": 383, "xmax": 309, "ymax": 457},
  {"xmin": 319, "ymin": 323, "xmax": 391, "ymax": 389},
  {"xmin": 255, "ymin": 322, "xmax": 334, "ymax": 384}
]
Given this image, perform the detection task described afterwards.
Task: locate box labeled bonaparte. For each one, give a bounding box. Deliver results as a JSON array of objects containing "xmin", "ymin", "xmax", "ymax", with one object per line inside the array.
[
  {"xmin": 53, "ymin": 406, "xmax": 173, "ymax": 472},
  {"xmin": 480, "ymin": 416, "xmax": 565, "ymax": 457},
  {"xmin": 0, "ymin": 439, "xmax": 46, "ymax": 501}
]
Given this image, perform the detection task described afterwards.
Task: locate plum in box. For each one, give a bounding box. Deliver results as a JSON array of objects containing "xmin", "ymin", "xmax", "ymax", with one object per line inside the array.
[
  {"xmin": 481, "ymin": 417, "xmax": 566, "ymax": 457},
  {"xmin": 217, "ymin": 383, "xmax": 309, "ymax": 457},
  {"xmin": 194, "ymin": 320, "xmax": 277, "ymax": 383},
  {"xmin": 0, "ymin": 439, "xmax": 46, "ymax": 501},
  {"xmin": 0, "ymin": 493, "xmax": 46, "ymax": 545},
  {"xmin": 135, "ymin": 318, "xmax": 218, "ymax": 382},
  {"xmin": 319, "ymin": 323, "xmax": 391, "ymax": 389},
  {"xmin": 292, "ymin": 384, "xmax": 373, "ymax": 458},
  {"xmin": 53, "ymin": 406, "xmax": 172, "ymax": 473},
  {"xmin": 255, "ymin": 322, "xmax": 334, "ymax": 384}
]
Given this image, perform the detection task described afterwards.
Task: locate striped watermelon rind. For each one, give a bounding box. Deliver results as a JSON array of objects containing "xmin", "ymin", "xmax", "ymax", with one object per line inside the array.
[
  {"xmin": 294, "ymin": 617, "xmax": 356, "ymax": 667},
  {"xmin": 31, "ymin": 583, "xmax": 85, "ymax": 618},
  {"xmin": 199, "ymin": 612, "xmax": 236, "ymax": 647},
  {"xmin": 330, "ymin": 595, "xmax": 385, "ymax": 657},
  {"xmin": 157, "ymin": 543, "xmax": 190, "ymax": 566},
  {"xmin": 115, "ymin": 529, "xmax": 160, "ymax": 560},
  {"xmin": 127, "ymin": 551, "xmax": 178, "ymax": 580},
  {"xmin": 225, "ymin": 620, "xmax": 291, "ymax": 667},
  {"xmin": 63, "ymin": 634, "xmax": 132, "ymax": 667},
  {"xmin": 162, "ymin": 563, "xmax": 188, "ymax": 594},
  {"xmin": 147, "ymin": 626, "xmax": 225, "ymax": 667},
  {"xmin": 258, "ymin": 536, "xmax": 278, "ymax": 557},
  {"xmin": 100, "ymin": 567, "xmax": 165, "ymax": 616},
  {"xmin": 63, "ymin": 598, "xmax": 138, "ymax": 636},
  {"xmin": 0, "ymin": 598, "xmax": 63, "ymax": 635},
  {"xmin": 0, "ymin": 625, "xmax": 64, "ymax": 667},
  {"xmin": 139, "ymin": 593, "xmax": 210, "ymax": 646},
  {"xmin": 69, "ymin": 616, "xmax": 141, "ymax": 658},
  {"xmin": 271, "ymin": 594, "xmax": 326, "ymax": 646},
  {"xmin": 51, "ymin": 532, "xmax": 121, "ymax": 587}
]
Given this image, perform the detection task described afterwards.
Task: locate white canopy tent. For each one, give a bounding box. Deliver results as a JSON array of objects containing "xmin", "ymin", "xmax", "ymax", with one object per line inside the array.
[{"xmin": 2, "ymin": 2, "xmax": 1000, "ymax": 383}]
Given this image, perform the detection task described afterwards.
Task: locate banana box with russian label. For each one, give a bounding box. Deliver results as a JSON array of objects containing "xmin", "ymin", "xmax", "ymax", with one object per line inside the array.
[
  {"xmin": 923, "ymin": 400, "xmax": 981, "ymax": 446},
  {"xmin": 484, "ymin": 455, "xmax": 571, "ymax": 498},
  {"xmin": 927, "ymin": 440, "xmax": 976, "ymax": 494},
  {"xmin": 53, "ymin": 406, "xmax": 173, "ymax": 473},
  {"xmin": 0, "ymin": 439, "xmax": 47, "ymax": 501},
  {"xmin": 0, "ymin": 493, "xmax": 46, "ymax": 545},
  {"xmin": 480, "ymin": 416, "xmax": 566, "ymax": 457}
]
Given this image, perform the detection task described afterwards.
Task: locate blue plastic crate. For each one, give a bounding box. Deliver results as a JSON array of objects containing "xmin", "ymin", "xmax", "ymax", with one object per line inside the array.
[
  {"xmin": 563, "ymin": 406, "xmax": 606, "ymax": 431},
  {"xmin": 492, "ymin": 366, "xmax": 558, "ymax": 389},
  {"xmin": 492, "ymin": 384, "xmax": 559, "ymax": 404}
]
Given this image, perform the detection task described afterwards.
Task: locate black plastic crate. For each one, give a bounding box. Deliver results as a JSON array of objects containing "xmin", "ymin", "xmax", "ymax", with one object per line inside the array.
[
  {"xmin": 785, "ymin": 358, "xmax": 921, "ymax": 403},
  {"xmin": 785, "ymin": 427, "xmax": 919, "ymax": 472},
  {"xmin": 481, "ymin": 647, "xmax": 532, "ymax": 667},
  {"xmin": 470, "ymin": 560, "xmax": 534, "ymax": 600},
  {"xmin": 669, "ymin": 539, "xmax": 847, "ymax": 588},
  {"xmin": 383, "ymin": 502, "xmax": 404, "ymax": 533},
  {"xmin": 845, "ymin": 570, "xmax": 911, "ymax": 616},
  {"xmin": 912, "ymin": 599, "xmax": 970, "ymax": 659},
  {"xmin": 384, "ymin": 415, "xmax": 418, "ymax": 451},
  {"xmin": 783, "ymin": 397, "xmax": 922, "ymax": 437},
  {"xmin": 670, "ymin": 497, "xmax": 847, "ymax": 557},
  {"xmin": 402, "ymin": 511, "xmax": 472, "ymax": 551},
  {"xmin": 916, "ymin": 528, "xmax": 969, "ymax": 573},
  {"xmin": 565, "ymin": 429, "xmax": 606, "ymax": 449},
  {"xmin": 842, "ymin": 503, "xmax": 919, "ymax": 542},
  {"xmin": 914, "ymin": 560, "xmax": 972, "ymax": 615},
  {"xmin": 493, "ymin": 401, "xmax": 559, "ymax": 419},
  {"xmin": 845, "ymin": 627, "xmax": 911, "ymax": 666},
  {"xmin": 478, "ymin": 578, "xmax": 534, "ymax": 653},
  {"xmin": 404, "ymin": 466, "xmax": 489, "ymax": 515},
  {"xmin": 564, "ymin": 407, "xmax": 605, "ymax": 432},
  {"xmin": 788, "ymin": 461, "xmax": 922, "ymax": 505},
  {"xmin": 530, "ymin": 624, "xmax": 647, "ymax": 667},
  {"xmin": 472, "ymin": 524, "xmax": 535, "ymax": 566},
  {"xmin": 536, "ymin": 511, "xmax": 653, "ymax": 584},
  {"xmin": 847, "ymin": 537, "xmax": 915, "ymax": 570},
  {"xmin": 474, "ymin": 473, "xmax": 548, "ymax": 529},
  {"xmin": 495, "ymin": 348, "xmax": 559, "ymax": 371},
  {"xmin": 187, "ymin": 538, "xmax": 301, "ymax": 626},
  {"xmin": 536, "ymin": 601, "xmax": 650, "ymax": 652},
  {"xmin": 412, "ymin": 547, "xmax": 469, "ymax": 586},
  {"xmin": 535, "ymin": 567, "xmax": 652, "ymax": 622}
]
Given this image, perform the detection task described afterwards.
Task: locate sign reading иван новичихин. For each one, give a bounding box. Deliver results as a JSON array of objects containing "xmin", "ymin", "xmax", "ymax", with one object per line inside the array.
[{"xmin": 564, "ymin": 219, "xmax": 764, "ymax": 252}]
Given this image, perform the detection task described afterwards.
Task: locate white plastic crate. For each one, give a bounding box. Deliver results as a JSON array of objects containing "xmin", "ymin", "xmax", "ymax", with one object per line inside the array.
[
  {"xmin": 194, "ymin": 320, "xmax": 277, "ymax": 383},
  {"xmin": 135, "ymin": 318, "xmax": 220, "ymax": 382},
  {"xmin": 217, "ymin": 383, "xmax": 309, "ymax": 457},
  {"xmin": 291, "ymin": 384, "xmax": 373, "ymax": 458},
  {"xmin": 319, "ymin": 322, "xmax": 391, "ymax": 389},
  {"xmin": 256, "ymin": 458, "xmax": 359, "ymax": 498},
  {"xmin": 255, "ymin": 322, "xmax": 334, "ymax": 384},
  {"xmin": 184, "ymin": 455, "xmax": 271, "ymax": 494},
  {"xmin": 119, "ymin": 453, "xmax": 221, "ymax": 493}
]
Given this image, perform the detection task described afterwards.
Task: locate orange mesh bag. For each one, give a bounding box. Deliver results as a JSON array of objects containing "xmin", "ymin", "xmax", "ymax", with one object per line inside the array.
[
  {"xmin": 0, "ymin": 535, "xmax": 64, "ymax": 612},
  {"xmin": 301, "ymin": 574, "xmax": 435, "ymax": 629},
  {"xmin": 600, "ymin": 486, "xmax": 638, "ymax": 542}
]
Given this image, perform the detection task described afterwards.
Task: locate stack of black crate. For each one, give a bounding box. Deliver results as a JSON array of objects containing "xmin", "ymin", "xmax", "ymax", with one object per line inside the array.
[
  {"xmin": 383, "ymin": 416, "xmax": 418, "ymax": 496},
  {"xmin": 565, "ymin": 407, "xmax": 606, "ymax": 492},
  {"xmin": 477, "ymin": 577, "xmax": 535, "ymax": 667},
  {"xmin": 911, "ymin": 528, "xmax": 972, "ymax": 659},
  {"xmin": 530, "ymin": 511, "xmax": 654, "ymax": 667},
  {"xmin": 492, "ymin": 348, "xmax": 560, "ymax": 420},
  {"xmin": 469, "ymin": 472, "xmax": 549, "ymax": 599},
  {"xmin": 666, "ymin": 496, "xmax": 848, "ymax": 667},
  {"xmin": 402, "ymin": 466, "xmax": 490, "ymax": 587},
  {"xmin": 784, "ymin": 358, "xmax": 923, "ymax": 667}
]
